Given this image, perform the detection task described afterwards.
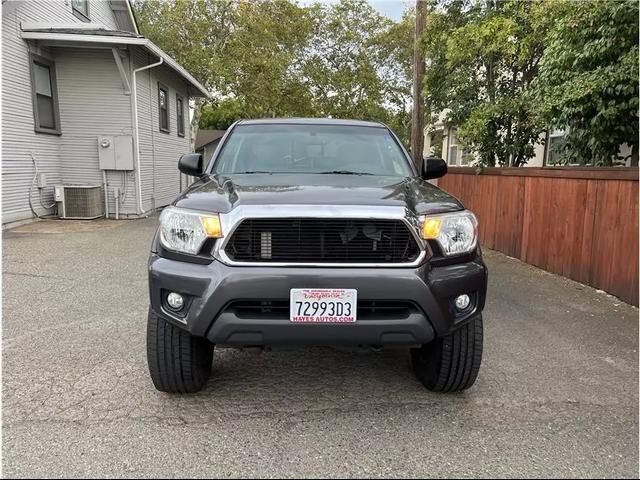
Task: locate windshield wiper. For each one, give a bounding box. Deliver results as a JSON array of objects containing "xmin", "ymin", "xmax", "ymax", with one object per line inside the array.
[
  {"xmin": 317, "ymin": 170, "xmax": 374, "ymax": 175},
  {"xmin": 230, "ymin": 170, "xmax": 375, "ymax": 175}
]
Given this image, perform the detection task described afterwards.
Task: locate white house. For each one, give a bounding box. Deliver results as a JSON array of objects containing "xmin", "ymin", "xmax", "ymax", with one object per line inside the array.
[
  {"xmin": 2, "ymin": 0, "xmax": 208, "ymax": 224},
  {"xmin": 424, "ymin": 121, "xmax": 633, "ymax": 168}
]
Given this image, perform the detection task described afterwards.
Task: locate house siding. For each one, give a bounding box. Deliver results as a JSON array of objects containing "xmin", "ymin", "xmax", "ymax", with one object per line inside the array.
[
  {"xmin": 55, "ymin": 48, "xmax": 135, "ymax": 215},
  {"xmin": 133, "ymin": 49, "xmax": 155, "ymax": 213},
  {"xmin": 3, "ymin": 0, "xmax": 120, "ymax": 30},
  {"xmin": 2, "ymin": 0, "xmax": 122, "ymax": 223},
  {"xmin": 149, "ymin": 64, "xmax": 192, "ymax": 209},
  {"xmin": 133, "ymin": 49, "xmax": 191, "ymax": 213},
  {"xmin": 2, "ymin": 1, "xmax": 195, "ymax": 224}
]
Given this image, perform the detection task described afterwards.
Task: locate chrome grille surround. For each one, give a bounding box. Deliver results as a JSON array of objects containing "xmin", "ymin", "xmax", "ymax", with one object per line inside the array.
[{"xmin": 214, "ymin": 205, "xmax": 428, "ymax": 267}]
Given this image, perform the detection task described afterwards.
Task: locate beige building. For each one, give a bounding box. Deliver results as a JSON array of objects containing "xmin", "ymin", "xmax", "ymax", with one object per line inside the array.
[{"xmin": 424, "ymin": 123, "xmax": 633, "ymax": 168}]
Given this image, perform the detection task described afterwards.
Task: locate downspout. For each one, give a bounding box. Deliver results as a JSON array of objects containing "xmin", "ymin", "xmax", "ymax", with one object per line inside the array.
[
  {"xmin": 102, "ymin": 170, "xmax": 109, "ymax": 219},
  {"xmin": 131, "ymin": 54, "xmax": 164, "ymax": 215}
]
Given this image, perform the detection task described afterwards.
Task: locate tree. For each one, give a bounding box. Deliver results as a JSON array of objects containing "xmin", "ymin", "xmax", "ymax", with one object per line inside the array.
[
  {"xmin": 135, "ymin": 0, "xmax": 416, "ymax": 145},
  {"xmin": 199, "ymin": 98, "xmax": 246, "ymax": 130},
  {"xmin": 535, "ymin": 0, "xmax": 639, "ymax": 166},
  {"xmin": 302, "ymin": 0, "xmax": 391, "ymax": 119},
  {"xmin": 219, "ymin": 0, "xmax": 315, "ymax": 119},
  {"xmin": 135, "ymin": 0, "xmax": 234, "ymax": 147},
  {"xmin": 374, "ymin": 10, "xmax": 414, "ymax": 144},
  {"xmin": 411, "ymin": 0, "xmax": 427, "ymax": 170},
  {"xmin": 423, "ymin": 0, "xmax": 556, "ymax": 167},
  {"xmin": 135, "ymin": 0, "xmax": 232, "ymax": 90}
]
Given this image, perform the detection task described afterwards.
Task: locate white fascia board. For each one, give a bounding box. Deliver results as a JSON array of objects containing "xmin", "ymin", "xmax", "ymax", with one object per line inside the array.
[
  {"xmin": 20, "ymin": 30, "xmax": 147, "ymax": 45},
  {"xmin": 21, "ymin": 22, "xmax": 109, "ymax": 30}
]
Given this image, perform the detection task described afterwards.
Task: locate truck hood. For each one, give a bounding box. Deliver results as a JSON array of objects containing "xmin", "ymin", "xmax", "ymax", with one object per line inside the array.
[{"xmin": 173, "ymin": 173, "xmax": 463, "ymax": 216}]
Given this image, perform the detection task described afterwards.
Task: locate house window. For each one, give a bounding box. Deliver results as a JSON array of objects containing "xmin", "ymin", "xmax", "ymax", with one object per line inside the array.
[
  {"xmin": 71, "ymin": 0, "xmax": 90, "ymax": 21},
  {"xmin": 30, "ymin": 54, "xmax": 61, "ymax": 135},
  {"xmin": 546, "ymin": 129, "xmax": 568, "ymax": 165},
  {"xmin": 176, "ymin": 94, "xmax": 185, "ymax": 137},
  {"xmin": 158, "ymin": 83, "xmax": 169, "ymax": 133},
  {"xmin": 447, "ymin": 129, "xmax": 458, "ymax": 166}
]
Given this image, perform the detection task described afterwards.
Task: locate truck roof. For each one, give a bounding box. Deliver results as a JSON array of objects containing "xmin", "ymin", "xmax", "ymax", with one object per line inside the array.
[{"xmin": 236, "ymin": 118, "xmax": 386, "ymax": 128}]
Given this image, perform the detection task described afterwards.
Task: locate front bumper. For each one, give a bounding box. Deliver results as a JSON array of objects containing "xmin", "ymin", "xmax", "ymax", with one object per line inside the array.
[{"xmin": 148, "ymin": 251, "xmax": 488, "ymax": 347}]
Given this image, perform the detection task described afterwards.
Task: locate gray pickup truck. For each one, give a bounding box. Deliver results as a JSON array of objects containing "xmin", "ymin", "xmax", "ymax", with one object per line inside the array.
[{"xmin": 147, "ymin": 118, "xmax": 487, "ymax": 394}]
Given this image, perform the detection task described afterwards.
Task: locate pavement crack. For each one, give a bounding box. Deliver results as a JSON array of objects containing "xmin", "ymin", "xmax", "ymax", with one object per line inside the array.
[
  {"xmin": 3, "ymin": 271, "xmax": 56, "ymax": 279},
  {"xmin": 4, "ymin": 398, "xmax": 637, "ymax": 428}
]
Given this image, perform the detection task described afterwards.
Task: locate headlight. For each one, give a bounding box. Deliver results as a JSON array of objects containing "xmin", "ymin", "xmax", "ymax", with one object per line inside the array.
[
  {"xmin": 421, "ymin": 211, "xmax": 478, "ymax": 256},
  {"xmin": 159, "ymin": 207, "xmax": 222, "ymax": 255}
]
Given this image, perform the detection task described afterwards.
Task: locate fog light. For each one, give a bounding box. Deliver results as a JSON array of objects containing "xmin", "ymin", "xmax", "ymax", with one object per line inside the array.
[
  {"xmin": 454, "ymin": 294, "xmax": 471, "ymax": 311},
  {"xmin": 166, "ymin": 292, "xmax": 184, "ymax": 310}
]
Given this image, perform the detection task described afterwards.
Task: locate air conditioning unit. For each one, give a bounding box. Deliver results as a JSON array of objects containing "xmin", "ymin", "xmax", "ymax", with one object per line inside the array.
[{"xmin": 54, "ymin": 185, "xmax": 104, "ymax": 219}]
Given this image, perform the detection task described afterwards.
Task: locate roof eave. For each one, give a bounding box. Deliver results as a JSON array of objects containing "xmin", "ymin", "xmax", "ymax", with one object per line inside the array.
[
  {"xmin": 144, "ymin": 41, "xmax": 208, "ymax": 97},
  {"xmin": 20, "ymin": 30, "xmax": 209, "ymax": 98}
]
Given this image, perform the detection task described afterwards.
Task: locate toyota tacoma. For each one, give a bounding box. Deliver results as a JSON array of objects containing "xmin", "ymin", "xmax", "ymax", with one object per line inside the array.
[{"xmin": 147, "ymin": 118, "xmax": 487, "ymax": 394}]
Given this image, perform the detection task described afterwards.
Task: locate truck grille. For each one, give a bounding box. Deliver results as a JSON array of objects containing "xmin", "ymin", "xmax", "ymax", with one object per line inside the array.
[{"xmin": 223, "ymin": 218, "xmax": 421, "ymax": 264}]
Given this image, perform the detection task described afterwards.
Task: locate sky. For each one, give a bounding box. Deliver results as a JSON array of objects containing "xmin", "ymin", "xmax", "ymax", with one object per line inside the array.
[
  {"xmin": 368, "ymin": 0, "xmax": 413, "ymax": 21},
  {"xmin": 300, "ymin": 0, "xmax": 413, "ymax": 21}
]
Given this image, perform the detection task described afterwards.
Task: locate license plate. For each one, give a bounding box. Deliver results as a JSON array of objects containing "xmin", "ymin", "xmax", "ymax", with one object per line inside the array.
[{"xmin": 290, "ymin": 289, "xmax": 357, "ymax": 323}]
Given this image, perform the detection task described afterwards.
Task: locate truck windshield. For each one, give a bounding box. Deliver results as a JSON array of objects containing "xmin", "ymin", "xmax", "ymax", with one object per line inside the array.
[{"xmin": 212, "ymin": 124, "xmax": 413, "ymax": 176}]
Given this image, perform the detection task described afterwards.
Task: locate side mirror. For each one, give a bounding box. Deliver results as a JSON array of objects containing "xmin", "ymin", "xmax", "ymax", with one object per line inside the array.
[
  {"xmin": 178, "ymin": 153, "xmax": 204, "ymax": 177},
  {"xmin": 421, "ymin": 156, "xmax": 447, "ymax": 180}
]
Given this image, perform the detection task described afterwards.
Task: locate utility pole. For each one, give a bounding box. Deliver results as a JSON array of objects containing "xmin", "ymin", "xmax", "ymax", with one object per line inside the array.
[{"xmin": 411, "ymin": 0, "xmax": 427, "ymax": 172}]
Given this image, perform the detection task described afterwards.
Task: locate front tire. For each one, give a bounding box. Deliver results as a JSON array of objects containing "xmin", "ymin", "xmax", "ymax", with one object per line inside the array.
[
  {"xmin": 411, "ymin": 314, "xmax": 483, "ymax": 392},
  {"xmin": 146, "ymin": 309, "xmax": 213, "ymax": 393}
]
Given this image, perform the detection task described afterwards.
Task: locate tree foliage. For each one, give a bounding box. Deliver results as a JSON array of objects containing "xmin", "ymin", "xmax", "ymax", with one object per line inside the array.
[
  {"xmin": 134, "ymin": 0, "xmax": 415, "ymax": 145},
  {"xmin": 198, "ymin": 98, "xmax": 246, "ymax": 130},
  {"xmin": 135, "ymin": 0, "xmax": 233, "ymax": 92},
  {"xmin": 424, "ymin": 0, "xmax": 638, "ymax": 168},
  {"xmin": 220, "ymin": 0, "xmax": 316, "ymax": 118},
  {"xmin": 423, "ymin": 0, "xmax": 556, "ymax": 167},
  {"xmin": 302, "ymin": 0, "xmax": 390, "ymax": 118},
  {"xmin": 376, "ymin": 10, "xmax": 415, "ymax": 146},
  {"xmin": 135, "ymin": 0, "xmax": 637, "ymax": 167},
  {"xmin": 535, "ymin": 0, "xmax": 639, "ymax": 166}
]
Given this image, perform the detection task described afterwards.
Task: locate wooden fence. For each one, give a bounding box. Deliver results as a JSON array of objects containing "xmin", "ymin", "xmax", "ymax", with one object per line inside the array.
[{"xmin": 439, "ymin": 167, "xmax": 639, "ymax": 306}]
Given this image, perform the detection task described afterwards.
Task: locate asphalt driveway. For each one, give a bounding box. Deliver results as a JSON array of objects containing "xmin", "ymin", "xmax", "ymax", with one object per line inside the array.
[{"xmin": 2, "ymin": 217, "xmax": 638, "ymax": 478}]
